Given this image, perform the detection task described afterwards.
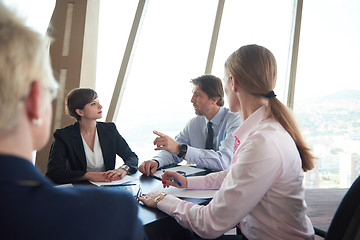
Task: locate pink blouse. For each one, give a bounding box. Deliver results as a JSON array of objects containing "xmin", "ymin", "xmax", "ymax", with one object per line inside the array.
[{"xmin": 157, "ymin": 105, "xmax": 314, "ymax": 240}]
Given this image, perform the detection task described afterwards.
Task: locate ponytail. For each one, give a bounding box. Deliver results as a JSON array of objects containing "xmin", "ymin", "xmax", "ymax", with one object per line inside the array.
[
  {"xmin": 266, "ymin": 98, "xmax": 314, "ymax": 171},
  {"xmin": 226, "ymin": 44, "xmax": 315, "ymax": 172}
]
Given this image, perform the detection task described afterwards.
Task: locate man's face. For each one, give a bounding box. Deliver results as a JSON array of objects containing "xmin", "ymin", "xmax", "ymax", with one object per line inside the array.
[{"xmin": 190, "ymin": 85, "xmax": 214, "ymax": 116}]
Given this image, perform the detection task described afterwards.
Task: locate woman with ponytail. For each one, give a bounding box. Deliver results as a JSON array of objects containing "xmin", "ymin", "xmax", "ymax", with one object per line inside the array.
[{"xmin": 139, "ymin": 45, "xmax": 315, "ymax": 240}]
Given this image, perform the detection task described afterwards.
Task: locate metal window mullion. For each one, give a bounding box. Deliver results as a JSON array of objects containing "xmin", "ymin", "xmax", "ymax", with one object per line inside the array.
[
  {"xmin": 205, "ymin": 0, "xmax": 225, "ymax": 74},
  {"xmin": 287, "ymin": 0, "xmax": 303, "ymax": 110},
  {"xmin": 106, "ymin": 0, "xmax": 148, "ymax": 122}
]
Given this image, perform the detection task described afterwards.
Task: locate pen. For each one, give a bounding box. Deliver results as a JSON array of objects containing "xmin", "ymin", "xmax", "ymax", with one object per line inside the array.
[
  {"xmin": 171, "ymin": 177, "xmax": 182, "ymax": 187},
  {"xmin": 163, "ymin": 170, "xmax": 182, "ymax": 187},
  {"xmin": 135, "ymin": 186, "xmax": 142, "ymax": 199}
]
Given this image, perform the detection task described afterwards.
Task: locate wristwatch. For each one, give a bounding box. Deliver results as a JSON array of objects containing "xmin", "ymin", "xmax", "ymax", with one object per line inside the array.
[
  {"xmin": 177, "ymin": 144, "xmax": 188, "ymax": 158},
  {"xmin": 154, "ymin": 192, "xmax": 167, "ymax": 204},
  {"xmin": 120, "ymin": 164, "xmax": 130, "ymax": 174}
]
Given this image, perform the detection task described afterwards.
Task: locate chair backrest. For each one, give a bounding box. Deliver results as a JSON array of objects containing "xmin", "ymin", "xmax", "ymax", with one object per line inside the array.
[{"xmin": 325, "ymin": 175, "xmax": 360, "ymax": 240}]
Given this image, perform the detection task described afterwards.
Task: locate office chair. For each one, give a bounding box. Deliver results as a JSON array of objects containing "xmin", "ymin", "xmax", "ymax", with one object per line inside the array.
[{"xmin": 313, "ymin": 175, "xmax": 360, "ymax": 240}]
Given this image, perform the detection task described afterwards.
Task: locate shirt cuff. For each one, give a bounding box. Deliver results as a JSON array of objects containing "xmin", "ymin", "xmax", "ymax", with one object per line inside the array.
[
  {"xmin": 183, "ymin": 146, "xmax": 198, "ymax": 164},
  {"xmin": 157, "ymin": 194, "xmax": 183, "ymax": 216},
  {"xmin": 187, "ymin": 176, "xmax": 206, "ymax": 189}
]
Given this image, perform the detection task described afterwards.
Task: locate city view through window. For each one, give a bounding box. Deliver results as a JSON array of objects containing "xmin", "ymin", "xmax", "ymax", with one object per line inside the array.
[
  {"xmin": 295, "ymin": 90, "xmax": 360, "ymax": 188},
  {"xmin": 295, "ymin": 0, "xmax": 360, "ymax": 188}
]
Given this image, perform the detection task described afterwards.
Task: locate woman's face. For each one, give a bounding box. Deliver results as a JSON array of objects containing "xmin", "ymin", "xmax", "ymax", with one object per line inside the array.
[
  {"xmin": 224, "ymin": 70, "xmax": 241, "ymax": 113},
  {"xmin": 79, "ymin": 97, "xmax": 103, "ymax": 120}
]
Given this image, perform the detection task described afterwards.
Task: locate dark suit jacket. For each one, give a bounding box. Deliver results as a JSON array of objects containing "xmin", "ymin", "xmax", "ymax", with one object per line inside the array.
[
  {"xmin": 46, "ymin": 122, "xmax": 138, "ymax": 184},
  {"xmin": 0, "ymin": 155, "xmax": 147, "ymax": 240}
]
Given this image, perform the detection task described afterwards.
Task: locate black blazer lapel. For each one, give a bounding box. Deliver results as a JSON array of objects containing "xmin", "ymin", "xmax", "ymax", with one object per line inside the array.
[
  {"xmin": 70, "ymin": 123, "xmax": 87, "ymax": 170},
  {"xmin": 97, "ymin": 123, "xmax": 115, "ymax": 170}
]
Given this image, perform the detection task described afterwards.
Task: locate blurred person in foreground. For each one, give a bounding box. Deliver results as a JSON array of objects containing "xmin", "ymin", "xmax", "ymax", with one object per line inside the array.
[
  {"xmin": 139, "ymin": 45, "xmax": 315, "ymax": 240},
  {"xmin": 0, "ymin": 2, "xmax": 146, "ymax": 239}
]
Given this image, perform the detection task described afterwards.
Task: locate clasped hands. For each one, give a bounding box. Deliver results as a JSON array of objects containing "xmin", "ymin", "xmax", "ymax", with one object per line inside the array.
[
  {"xmin": 84, "ymin": 168, "xmax": 127, "ymax": 182},
  {"xmin": 137, "ymin": 170, "xmax": 188, "ymax": 208}
]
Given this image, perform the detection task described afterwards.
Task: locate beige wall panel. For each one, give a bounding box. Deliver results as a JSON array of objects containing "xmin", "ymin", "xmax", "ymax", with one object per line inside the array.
[{"xmin": 35, "ymin": 0, "xmax": 99, "ymax": 174}]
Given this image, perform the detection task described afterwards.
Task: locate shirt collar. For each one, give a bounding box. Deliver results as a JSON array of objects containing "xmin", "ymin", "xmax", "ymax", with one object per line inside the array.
[
  {"xmin": 207, "ymin": 106, "xmax": 225, "ymax": 127},
  {"xmin": 233, "ymin": 105, "xmax": 267, "ymax": 143}
]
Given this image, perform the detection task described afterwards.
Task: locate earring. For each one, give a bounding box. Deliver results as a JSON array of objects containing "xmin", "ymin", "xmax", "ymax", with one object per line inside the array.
[{"xmin": 32, "ymin": 118, "xmax": 43, "ymax": 127}]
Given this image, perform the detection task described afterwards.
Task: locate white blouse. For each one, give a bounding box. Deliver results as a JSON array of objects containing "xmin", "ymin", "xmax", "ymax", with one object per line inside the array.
[{"xmin": 81, "ymin": 129, "xmax": 105, "ymax": 172}]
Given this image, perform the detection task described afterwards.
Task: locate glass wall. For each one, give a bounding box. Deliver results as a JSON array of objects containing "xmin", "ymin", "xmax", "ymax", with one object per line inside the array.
[
  {"xmin": 294, "ymin": 0, "xmax": 360, "ymax": 188},
  {"xmin": 212, "ymin": 0, "xmax": 295, "ymax": 103},
  {"xmin": 97, "ymin": 0, "xmax": 296, "ymax": 163},
  {"xmin": 95, "ymin": 0, "xmax": 139, "ymax": 119},
  {"xmin": 97, "ymin": 0, "xmax": 360, "ymax": 187},
  {"xmin": 98, "ymin": 0, "xmax": 218, "ymax": 161}
]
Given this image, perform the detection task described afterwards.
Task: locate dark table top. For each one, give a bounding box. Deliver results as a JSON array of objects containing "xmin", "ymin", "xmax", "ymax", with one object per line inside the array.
[
  {"xmin": 73, "ymin": 166, "xmax": 211, "ymax": 239},
  {"xmin": 130, "ymin": 168, "xmax": 212, "ymax": 239}
]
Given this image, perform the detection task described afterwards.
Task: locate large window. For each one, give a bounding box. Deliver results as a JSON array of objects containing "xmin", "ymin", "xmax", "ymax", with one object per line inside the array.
[
  {"xmin": 212, "ymin": 0, "xmax": 295, "ymax": 103},
  {"xmin": 97, "ymin": 0, "xmax": 359, "ymax": 188},
  {"xmin": 96, "ymin": 0, "xmax": 296, "ymax": 163},
  {"xmin": 95, "ymin": 0, "xmax": 139, "ymax": 119},
  {"xmin": 97, "ymin": 0, "xmax": 219, "ymax": 161},
  {"xmin": 294, "ymin": 0, "xmax": 360, "ymax": 188}
]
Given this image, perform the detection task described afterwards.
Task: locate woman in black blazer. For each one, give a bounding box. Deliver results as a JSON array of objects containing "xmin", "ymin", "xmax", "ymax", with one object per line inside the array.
[{"xmin": 46, "ymin": 88, "xmax": 138, "ymax": 184}]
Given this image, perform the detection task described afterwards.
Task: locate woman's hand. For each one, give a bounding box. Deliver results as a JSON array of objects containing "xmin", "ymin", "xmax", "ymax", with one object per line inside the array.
[
  {"xmin": 104, "ymin": 168, "xmax": 127, "ymax": 181},
  {"xmin": 162, "ymin": 171, "xmax": 187, "ymax": 188},
  {"xmin": 137, "ymin": 191, "xmax": 164, "ymax": 208},
  {"xmin": 82, "ymin": 172, "xmax": 111, "ymax": 182}
]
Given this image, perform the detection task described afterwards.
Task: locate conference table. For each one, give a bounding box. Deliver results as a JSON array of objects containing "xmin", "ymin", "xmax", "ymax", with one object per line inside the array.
[
  {"xmin": 84, "ymin": 166, "xmax": 212, "ymax": 240},
  {"xmin": 71, "ymin": 166, "xmax": 340, "ymax": 240}
]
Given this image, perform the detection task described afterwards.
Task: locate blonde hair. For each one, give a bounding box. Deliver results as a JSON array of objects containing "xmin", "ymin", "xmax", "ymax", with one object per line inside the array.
[
  {"xmin": 0, "ymin": 2, "xmax": 56, "ymax": 133},
  {"xmin": 225, "ymin": 44, "xmax": 314, "ymax": 172}
]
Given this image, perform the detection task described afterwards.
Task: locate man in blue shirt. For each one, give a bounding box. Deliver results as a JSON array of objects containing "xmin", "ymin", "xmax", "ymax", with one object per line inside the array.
[{"xmin": 139, "ymin": 75, "xmax": 242, "ymax": 175}]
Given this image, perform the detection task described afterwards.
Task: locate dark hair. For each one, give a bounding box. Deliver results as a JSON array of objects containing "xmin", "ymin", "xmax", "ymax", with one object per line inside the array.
[
  {"xmin": 65, "ymin": 88, "xmax": 97, "ymax": 121},
  {"xmin": 225, "ymin": 44, "xmax": 314, "ymax": 172},
  {"xmin": 190, "ymin": 75, "xmax": 224, "ymax": 106}
]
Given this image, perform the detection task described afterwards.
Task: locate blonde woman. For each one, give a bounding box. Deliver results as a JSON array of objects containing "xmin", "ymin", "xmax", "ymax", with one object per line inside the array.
[
  {"xmin": 139, "ymin": 45, "xmax": 315, "ymax": 240},
  {"xmin": 0, "ymin": 2, "xmax": 146, "ymax": 239}
]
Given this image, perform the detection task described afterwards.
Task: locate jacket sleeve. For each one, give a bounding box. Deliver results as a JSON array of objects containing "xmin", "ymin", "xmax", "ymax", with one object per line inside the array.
[
  {"xmin": 45, "ymin": 131, "xmax": 87, "ymax": 184},
  {"xmin": 114, "ymin": 125, "xmax": 139, "ymax": 173}
]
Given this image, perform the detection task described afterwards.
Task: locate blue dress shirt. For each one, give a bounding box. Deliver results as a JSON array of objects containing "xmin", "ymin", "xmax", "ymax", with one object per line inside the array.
[{"xmin": 153, "ymin": 107, "xmax": 242, "ymax": 171}]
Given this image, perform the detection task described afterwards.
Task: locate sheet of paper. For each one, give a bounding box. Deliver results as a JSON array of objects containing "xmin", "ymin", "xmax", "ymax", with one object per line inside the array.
[
  {"xmin": 153, "ymin": 165, "xmax": 207, "ymax": 179},
  {"xmin": 55, "ymin": 183, "xmax": 73, "ymax": 188},
  {"xmin": 153, "ymin": 185, "xmax": 217, "ymax": 199},
  {"xmin": 90, "ymin": 175, "xmax": 138, "ymax": 187}
]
